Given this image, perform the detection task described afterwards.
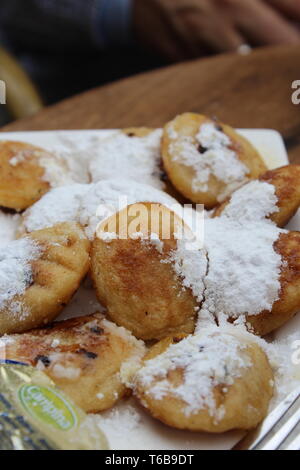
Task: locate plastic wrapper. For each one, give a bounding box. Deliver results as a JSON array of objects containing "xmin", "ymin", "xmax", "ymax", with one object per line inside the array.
[{"xmin": 0, "ymin": 360, "xmax": 109, "ymax": 450}]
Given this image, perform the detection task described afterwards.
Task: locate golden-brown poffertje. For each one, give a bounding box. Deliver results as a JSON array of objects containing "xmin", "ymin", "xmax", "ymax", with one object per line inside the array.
[
  {"xmin": 0, "ymin": 222, "xmax": 90, "ymax": 335},
  {"xmin": 123, "ymin": 127, "xmax": 187, "ymax": 202},
  {"xmin": 91, "ymin": 203, "xmax": 200, "ymax": 341},
  {"xmin": 2, "ymin": 313, "xmax": 145, "ymax": 413},
  {"xmin": 247, "ymin": 231, "xmax": 300, "ymax": 336},
  {"xmin": 134, "ymin": 329, "xmax": 273, "ymax": 433},
  {"xmin": 214, "ymin": 165, "xmax": 300, "ymax": 227},
  {"xmin": 260, "ymin": 165, "xmax": 300, "ymax": 227},
  {"xmin": 0, "ymin": 141, "xmax": 60, "ymax": 211},
  {"xmin": 162, "ymin": 113, "xmax": 267, "ymax": 209}
]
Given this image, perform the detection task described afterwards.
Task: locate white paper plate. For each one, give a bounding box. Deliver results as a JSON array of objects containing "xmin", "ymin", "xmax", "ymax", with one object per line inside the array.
[{"xmin": 0, "ymin": 128, "xmax": 298, "ymax": 450}]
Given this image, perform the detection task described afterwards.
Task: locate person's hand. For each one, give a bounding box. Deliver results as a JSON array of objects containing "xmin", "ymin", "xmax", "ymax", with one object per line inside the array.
[
  {"xmin": 132, "ymin": 0, "xmax": 300, "ymax": 61},
  {"xmin": 265, "ymin": 0, "xmax": 300, "ymax": 21}
]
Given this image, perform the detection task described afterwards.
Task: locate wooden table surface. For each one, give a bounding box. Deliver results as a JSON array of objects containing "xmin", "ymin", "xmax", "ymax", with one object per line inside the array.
[{"xmin": 2, "ymin": 45, "xmax": 300, "ymax": 163}]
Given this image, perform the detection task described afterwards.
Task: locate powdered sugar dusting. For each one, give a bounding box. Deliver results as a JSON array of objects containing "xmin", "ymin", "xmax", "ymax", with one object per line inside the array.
[
  {"xmin": 48, "ymin": 134, "xmax": 99, "ymax": 184},
  {"xmin": 93, "ymin": 400, "xmax": 142, "ymax": 449},
  {"xmin": 9, "ymin": 147, "xmax": 74, "ymax": 187},
  {"xmin": 215, "ymin": 319, "xmax": 300, "ymax": 411},
  {"xmin": 135, "ymin": 328, "xmax": 252, "ymax": 419},
  {"xmin": 190, "ymin": 180, "xmax": 283, "ymax": 324},
  {"xmin": 100, "ymin": 318, "xmax": 146, "ymax": 386},
  {"xmin": 22, "ymin": 184, "xmax": 90, "ymax": 233},
  {"xmin": 89, "ymin": 130, "xmax": 164, "ymax": 189},
  {"xmin": 51, "ymin": 363, "xmax": 81, "ymax": 380},
  {"xmin": 167, "ymin": 240, "xmax": 207, "ymax": 303},
  {"xmin": 9, "ymin": 152, "xmax": 26, "ymax": 166},
  {"xmin": 100, "ymin": 317, "xmax": 145, "ymax": 350},
  {"xmin": 0, "ymin": 212, "xmax": 21, "ymax": 247},
  {"xmin": 1, "ymin": 129, "xmax": 299, "ymax": 449},
  {"xmin": 0, "ymin": 237, "xmax": 41, "ymax": 310},
  {"xmin": 79, "ymin": 179, "xmax": 178, "ymax": 239},
  {"xmin": 37, "ymin": 151, "xmax": 75, "ymax": 187},
  {"xmin": 163, "ymin": 179, "xmax": 282, "ymax": 321},
  {"xmin": 21, "ymin": 178, "xmax": 179, "ymax": 240},
  {"xmin": 198, "ymin": 217, "xmax": 284, "ymax": 321},
  {"xmin": 169, "ymin": 123, "xmax": 249, "ymax": 199},
  {"xmin": 220, "ymin": 180, "xmax": 279, "ymax": 222},
  {"xmin": 148, "ymin": 233, "xmax": 164, "ymax": 253}
]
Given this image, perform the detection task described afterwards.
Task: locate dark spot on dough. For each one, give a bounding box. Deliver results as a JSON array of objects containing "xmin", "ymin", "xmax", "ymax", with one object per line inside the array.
[
  {"xmin": 173, "ymin": 337, "xmax": 183, "ymax": 344},
  {"xmin": 76, "ymin": 348, "xmax": 98, "ymax": 359},
  {"xmin": 198, "ymin": 145, "xmax": 207, "ymax": 154},
  {"xmin": 43, "ymin": 322, "xmax": 55, "ymax": 329},
  {"xmin": 34, "ymin": 355, "xmax": 51, "ymax": 367},
  {"xmin": 0, "ymin": 206, "xmax": 18, "ymax": 215},
  {"xmin": 160, "ymin": 170, "xmax": 168, "ymax": 182},
  {"xmin": 90, "ymin": 326, "xmax": 104, "ymax": 335}
]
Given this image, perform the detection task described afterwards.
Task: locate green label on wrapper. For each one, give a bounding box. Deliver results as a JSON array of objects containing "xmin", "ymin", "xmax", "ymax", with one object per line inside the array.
[
  {"xmin": 0, "ymin": 363, "xmax": 109, "ymax": 450},
  {"xmin": 19, "ymin": 385, "xmax": 77, "ymax": 431}
]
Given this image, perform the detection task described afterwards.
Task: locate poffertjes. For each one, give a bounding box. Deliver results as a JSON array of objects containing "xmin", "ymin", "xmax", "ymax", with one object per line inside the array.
[
  {"xmin": 88, "ymin": 127, "xmax": 164, "ymax": 190},
  {"xmin": 19, "ymin": 184, "xmax": 90, "ymax": 235},
  {"xmin": 0, "ymin": 222, "xmax": 90, "ymax": 335},
  {"xmin": 162, "ymin": 113, "xmax": 267, "ymax": 208},
  {"xmin": 91, "ymin": 203, "xmax": 204, "ymax": 340},
  {"xmin": 214, "ymin": 165, "xmax": 300, "ymax": 227},
  {"xmin": 2, "ymin": 313, "xmax": 145, "ymax": 413},
  {"xmin": 134, "ymin": 328, "xmax": 273, "ymax": 433},
  {"xmin": 0, "ymin": 141, "xmax": 66, "ymax": 211},
  {"xmin": 0, "ymin": 121, "xmax": 296, "ymax": 438},
  {"xmin": 122, "ymin": 128, "xmax": 186, "ymax": 202},
  {"xmin": 247, "ymin": 231, "xmax": 300, "ymax": 336}
]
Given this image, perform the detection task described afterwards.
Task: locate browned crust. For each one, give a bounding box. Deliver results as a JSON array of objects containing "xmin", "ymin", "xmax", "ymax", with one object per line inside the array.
[
  {"xmin": 134, "ymin": 334, "xmax": 273, "ymax": 432},
  {"xmin": 0, "ymin": 223, "xmax": 91, "ymax": 335},
  {"xmin": 0, "ymin": 141, "xmax": 53, "ymax": 210},
  {"xmin": 91, "ymin": 203, "xmax": 199, "ymax": 340},
  {"xmin": 214, "ymin": 165, "xmax": 300, "ymax": 227},
  {"xmin": 248, "ymin": 231, "xmax": 300, "ymax": 336},
  {"xmin": 162, "ymin": 113, "xmax": 267, "ymax": 208},
  {"xmin": 4, "ymin": 313, "xmax": 144, "ymax": 413}
]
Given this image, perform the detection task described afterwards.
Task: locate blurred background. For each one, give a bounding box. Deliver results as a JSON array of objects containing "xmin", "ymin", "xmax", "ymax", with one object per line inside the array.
[{"xmin": 0, "ymin": 0, "xmax": 299, "ymax": 124}]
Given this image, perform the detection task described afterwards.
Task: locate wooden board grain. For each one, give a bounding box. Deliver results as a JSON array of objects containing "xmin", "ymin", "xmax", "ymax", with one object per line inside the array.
[{"xmin": 2, "ymin": 45, "xmax": 300, "ymax": 163}]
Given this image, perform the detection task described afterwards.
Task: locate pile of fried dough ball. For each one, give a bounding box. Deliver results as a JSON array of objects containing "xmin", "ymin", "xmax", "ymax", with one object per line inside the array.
[{"xmin": 1, "ymin": 113, "xmax": 300, "ymax": 435}]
